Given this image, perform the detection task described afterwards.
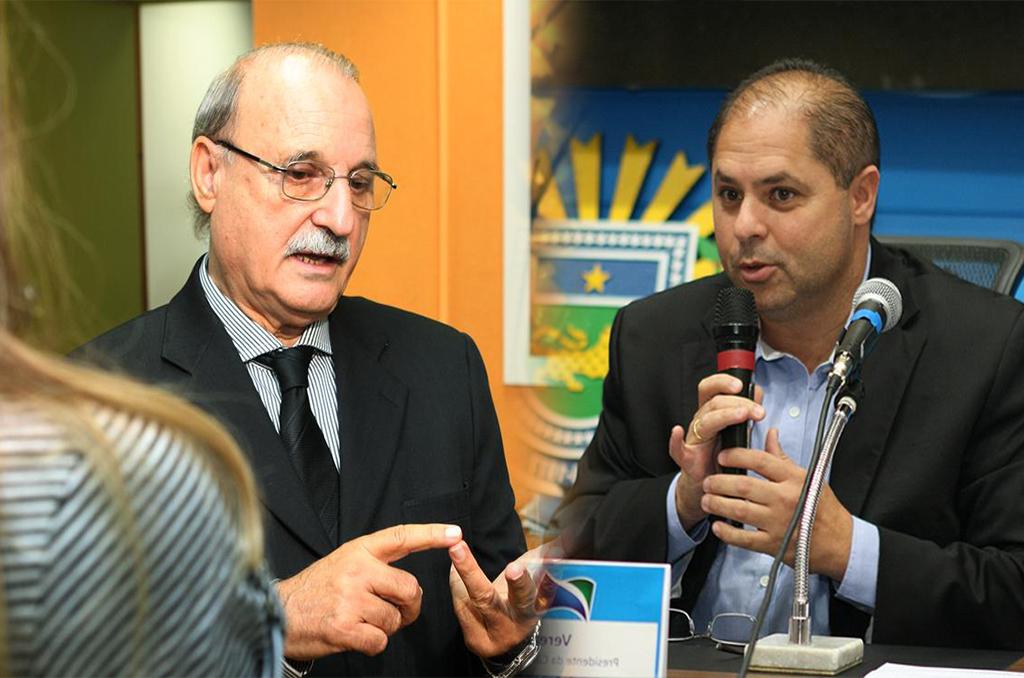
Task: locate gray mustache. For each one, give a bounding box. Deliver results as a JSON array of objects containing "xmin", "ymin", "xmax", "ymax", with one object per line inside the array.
[{"xmin": 285, "ymin": 230, "xmax": 350, "ymax": 262}]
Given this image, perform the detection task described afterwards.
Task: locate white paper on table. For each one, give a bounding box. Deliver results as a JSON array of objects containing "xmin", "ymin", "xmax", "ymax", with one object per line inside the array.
[{"xmin": 867, "ymin": 662, "xmax": 1018, "ymax": 677}]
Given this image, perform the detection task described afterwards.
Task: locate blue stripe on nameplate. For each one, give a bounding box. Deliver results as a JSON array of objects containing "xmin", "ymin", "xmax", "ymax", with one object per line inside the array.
[{"xmin": 544, "ymin": 561, "xmax": 667, "ymax": 623}]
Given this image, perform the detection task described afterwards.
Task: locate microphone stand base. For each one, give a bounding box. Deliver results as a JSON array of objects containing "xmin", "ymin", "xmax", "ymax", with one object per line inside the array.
[{"xmin": 748, "ymin": 633, "xmax": 863, "ymax": 675}]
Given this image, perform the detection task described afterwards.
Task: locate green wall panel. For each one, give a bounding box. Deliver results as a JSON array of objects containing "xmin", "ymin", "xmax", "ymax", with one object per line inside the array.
[{"xmin": 8, "ymin": 0, "xmax": 142, "ymax": 352}]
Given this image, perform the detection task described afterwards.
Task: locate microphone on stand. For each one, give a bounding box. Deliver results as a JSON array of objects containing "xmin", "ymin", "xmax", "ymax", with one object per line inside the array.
[
  {"xmin": 828, "ymin": 278, "xmax": 903, "ymax": 389},
  {"xmin": 712, "ymin": 287, "xmax": 759, "ymax": 472},
  {"xmin": 787, "ymin": 379, "xmax": 864, "ymax": 645},
  {"xmin": 747, "ymin": 376, "xmax": 867, "ymax": 675},
  {"xmin": 743, "ymin": 281, "xmax": 903, "ymax": 677}
]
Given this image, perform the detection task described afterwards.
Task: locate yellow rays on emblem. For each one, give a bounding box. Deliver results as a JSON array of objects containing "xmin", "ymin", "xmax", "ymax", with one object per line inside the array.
[
  {"xmin": 570, "ymin": 134, "xmax": 602, "ymax": 220},
  {"xmin": 641, "ymin": 150, "xmax": 705, "ymax": 223},
  {"xmin": 533, "ymin": 149, "xmax": 567, "ymax": 220},
  {"xmin": 686, "ymin": 199, "xmax": 715, "ymax": 238},
  {"xmin": 541, "ymin": 133, "xmax": 719, "ymax": 279},
  {"xmin": 610, "ymin": 136, "xmax": 657, "ymax": 221}
]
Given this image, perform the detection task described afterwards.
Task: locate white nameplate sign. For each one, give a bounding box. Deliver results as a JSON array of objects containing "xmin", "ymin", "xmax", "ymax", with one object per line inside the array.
[{"xmin": 526, "ymin": 559, "xmax": 669, "ymax": 677}]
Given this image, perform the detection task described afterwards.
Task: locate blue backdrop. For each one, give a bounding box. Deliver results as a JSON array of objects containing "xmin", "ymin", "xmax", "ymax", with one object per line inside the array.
[{"xmin": 539, "ymin": 88, "xmax": 1024, "ymax": 298}]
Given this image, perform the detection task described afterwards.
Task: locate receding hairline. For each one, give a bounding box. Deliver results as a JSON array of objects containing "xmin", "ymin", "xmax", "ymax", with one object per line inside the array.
[
  {"xmin": 712, "ymin": 76, "xmax": 821, "ymax": 167},
  {"xmin": 229, "ymin": 45, "xmax": 362, "ymax": 126},
  {"xmin": 238, "ymin": 42, "xmax": 360, "ymax": 83},
  {"xmin": 723, "ymin": 70, "xmax": 847, "ymax": 134},
  {"xmin": 709, "ymin": 62, "xmax": 880, "ymax": 191}
]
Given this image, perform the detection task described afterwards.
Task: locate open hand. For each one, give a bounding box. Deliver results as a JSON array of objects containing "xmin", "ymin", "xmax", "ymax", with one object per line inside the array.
[{"xmin": 448, "ymin": 541, "xmax": 543, "ymax": 658}]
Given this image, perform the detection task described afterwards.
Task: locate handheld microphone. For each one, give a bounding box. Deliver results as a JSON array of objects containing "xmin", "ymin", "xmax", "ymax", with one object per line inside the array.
[
  {"xmin": 713, "ymin": 287, "xmax": 759, "ymax": 471},
  {"xmin": 828, "ymin": 278, "xmax": 902, "ymax": 389}
]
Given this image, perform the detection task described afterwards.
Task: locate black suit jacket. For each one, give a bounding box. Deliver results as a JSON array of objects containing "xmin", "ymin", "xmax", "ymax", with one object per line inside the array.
[
  {"xmin": 76, "ymin": 260, "xmax": 526, "ymax": 675},
  {"xmin": 554, "ymin": 239, "xmax": 1024, "ymax": 650}
]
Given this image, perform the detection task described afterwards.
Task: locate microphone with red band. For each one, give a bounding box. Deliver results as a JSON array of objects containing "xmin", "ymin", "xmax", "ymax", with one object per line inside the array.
[
  {"xmin": 712, "ymin": 287, "xmax": 759, "ymax": 474},
  {"xmin": 718, "ymin": 349, "xmax": 756, "ymax": 372}
]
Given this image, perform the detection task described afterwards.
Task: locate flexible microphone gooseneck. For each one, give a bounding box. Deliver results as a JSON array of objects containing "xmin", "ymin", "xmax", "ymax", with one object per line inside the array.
[
  {"xmin": 712, "ymin": 287, "xmax": 760, "ymax": 471},
  {"xmin": 739, "ymin": 279, "xmax": 902, "ymax": 677}
]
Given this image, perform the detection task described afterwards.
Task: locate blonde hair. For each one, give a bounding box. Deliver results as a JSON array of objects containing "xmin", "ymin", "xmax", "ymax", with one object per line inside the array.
[
  {"xmin": 0, "ymin": 334, "xmax": 267, "ymax": 566},
  {"xmin": 0, "ymin": 2, "xmax": 264, "ymax": 672}
]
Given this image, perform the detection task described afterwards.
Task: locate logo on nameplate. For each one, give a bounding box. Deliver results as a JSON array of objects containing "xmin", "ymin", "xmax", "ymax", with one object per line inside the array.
[
  {"xmin": 542, "ymin": 572, "xmax": 597, "ymax": 621},
  {"xmin": 527, "ymin": 560, "xmax": 669, "ymax": 677}
]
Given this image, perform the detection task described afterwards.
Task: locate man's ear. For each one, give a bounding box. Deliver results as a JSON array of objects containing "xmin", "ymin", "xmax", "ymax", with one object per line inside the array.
[
  {"xmin": 190, "ymin": 136, "xmax": 220, "ymax": 215},
  {"xmin": 848, "ymin": 164, "xmax": 880, "ymax": 230}
]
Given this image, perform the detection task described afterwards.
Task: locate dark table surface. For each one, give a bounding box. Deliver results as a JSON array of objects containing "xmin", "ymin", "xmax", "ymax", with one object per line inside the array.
[{"xmin": 668, "ymin": 638, "xmax": 1024, "ymax": 677}]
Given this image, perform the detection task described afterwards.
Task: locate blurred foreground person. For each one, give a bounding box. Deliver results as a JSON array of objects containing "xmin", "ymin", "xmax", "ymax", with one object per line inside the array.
[{"xmin": 0, "ymin": 7, "xmax": 282, "ymax": 675}]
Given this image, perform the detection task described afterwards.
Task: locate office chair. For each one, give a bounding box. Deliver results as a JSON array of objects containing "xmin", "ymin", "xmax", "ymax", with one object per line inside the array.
[{"xmin": 878, "ymin": 236, "xmax": 1024, "ymax": 295}]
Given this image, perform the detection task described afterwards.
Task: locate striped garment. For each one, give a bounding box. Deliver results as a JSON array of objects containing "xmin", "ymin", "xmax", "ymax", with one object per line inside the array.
[
  {"xmin": 198, "ymin": 255, "xmax": 341, "ymax": 470},
  {"xmin": 0, "ymin": 402, "xmax": 282, "ymax": 677}
]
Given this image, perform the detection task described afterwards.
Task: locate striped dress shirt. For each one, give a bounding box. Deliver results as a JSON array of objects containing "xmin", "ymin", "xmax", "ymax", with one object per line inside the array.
[
  {"xmin": 0, "ymin": 401, "xmax": 282, "ymax": 676},
  {"xmin": 198, "ymin": 255, "xmax": 341, "ymax": 470}
]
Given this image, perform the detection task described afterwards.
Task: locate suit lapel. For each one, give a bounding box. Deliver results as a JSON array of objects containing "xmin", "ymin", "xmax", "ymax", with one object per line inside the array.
[
  {"xmin": 329, "ymin": 300, "xmax": 409, "ymax": 542},
  {"xmin": 161, "ymin": 262, "xmax": 334, "ymax": 556},
  {"xmin": 830, "ymin": 241, "xmax": 926, "ymax": 515}
]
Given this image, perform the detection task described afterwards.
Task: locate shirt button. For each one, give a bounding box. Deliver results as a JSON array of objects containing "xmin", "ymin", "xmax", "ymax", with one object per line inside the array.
[
  {"xmin": 789, "ymin": 406, "xmax": 801, "ymax": 418},
  {"xmin": 759, "ymin": 575, "xmax": 770, "ymax": 588}
]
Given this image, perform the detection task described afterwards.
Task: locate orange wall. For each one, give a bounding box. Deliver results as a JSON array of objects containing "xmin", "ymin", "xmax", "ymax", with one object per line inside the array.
[{"xmin": 252, "ymin": 1, "xmax": 530, "ymax": 501}]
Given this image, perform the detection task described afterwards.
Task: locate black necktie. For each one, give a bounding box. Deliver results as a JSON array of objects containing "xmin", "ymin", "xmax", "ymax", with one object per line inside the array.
[{"xmin": 256, "ymin": 346, "xmax": 339, "ymax": 543}]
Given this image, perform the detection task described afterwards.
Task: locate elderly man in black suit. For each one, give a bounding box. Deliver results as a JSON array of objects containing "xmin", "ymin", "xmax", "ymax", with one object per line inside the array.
[
  {"xmin": 79, "ymin": 43, "xmax": 539, "ymax": 676},
  {"xmin": 554, "ymin": 59, "xmax": 1024, "ymax": 650}
]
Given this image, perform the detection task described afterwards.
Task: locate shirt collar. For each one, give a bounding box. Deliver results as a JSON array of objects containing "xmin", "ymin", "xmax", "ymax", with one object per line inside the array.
[
  {"xmin": 756, "ymin": 246, "xmax": 873, "ymax": 366},
  {"xmin": 198, "ymin": 253, "xmax": 333, "ymax": 362}
]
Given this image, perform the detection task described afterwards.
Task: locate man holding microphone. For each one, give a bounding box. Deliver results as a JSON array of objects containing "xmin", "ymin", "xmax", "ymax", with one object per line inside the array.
[{"xmin": 554, "ymin": 59, "xmax": 1024, "ymax": 650}]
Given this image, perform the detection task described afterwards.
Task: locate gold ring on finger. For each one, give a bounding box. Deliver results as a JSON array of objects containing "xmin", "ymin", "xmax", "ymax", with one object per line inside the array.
[{"xmin": 692, "ymin": 417, "xmax": 706, "ymax": 443}]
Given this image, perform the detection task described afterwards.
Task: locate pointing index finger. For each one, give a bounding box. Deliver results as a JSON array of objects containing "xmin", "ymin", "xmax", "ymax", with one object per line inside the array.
[{"xmin": 362, "ymin": 523, "xmax": 463, "ymax": 563}]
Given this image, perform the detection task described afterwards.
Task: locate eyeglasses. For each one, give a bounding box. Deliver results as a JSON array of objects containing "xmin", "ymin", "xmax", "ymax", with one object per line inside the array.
[
  {"xmin": 668, "ymin": 608, "xmax": 755, "ymax": 653},
  {"xmin": 213, "ymin": 139, "xmax": 397, "ymax": 211}
]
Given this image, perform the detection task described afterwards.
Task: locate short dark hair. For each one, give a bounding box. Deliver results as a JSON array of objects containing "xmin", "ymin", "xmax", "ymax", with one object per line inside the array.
[
  {"xmin": 187, "ymin": 42, "xmax": 360, "ymax": 237},
  {"xmin": 706, "ymin": 58, "xmax": 880, "ymax": 188}
]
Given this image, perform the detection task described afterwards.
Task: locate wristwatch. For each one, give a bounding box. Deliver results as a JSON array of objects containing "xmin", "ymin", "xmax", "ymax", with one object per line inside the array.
[
  {"xmin": 482, "ymin": 621, "xmax": 541, "ymax": 678},
  {"xmin": 281, "ymin": 657, "xmax": 313, "ymax": 678}
]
